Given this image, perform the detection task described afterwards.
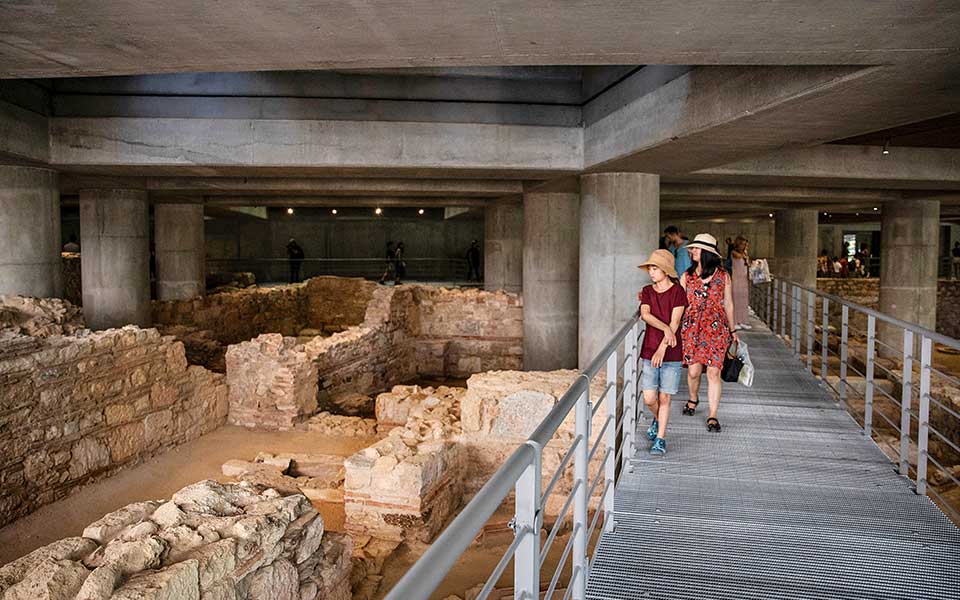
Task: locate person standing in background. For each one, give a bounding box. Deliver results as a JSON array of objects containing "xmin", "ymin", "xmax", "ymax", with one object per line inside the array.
[
  {"xmin": 394, "ymin": 241, "xmax": 406, "ymax": 284},
  {"xmin": 285, "ymin": 238, "xmax": 305, "ymax": 283},
  {"xmin": 379, "ymin": 241, "xmax": 396, "ymax": 284},
  {"xmin": 466, "ymin": 239, "xmax": 482, "ymax": 282},
  {"xmin": 952, "ymin": 242, "xmax": 960, "ymax": 279},
  {"xmin": 664, "ymin": 226, "xmax": 692, "ymax": 274},
  {"xmin": 731, "ymin": 235, "xmax": 752, "ymax": 330}
]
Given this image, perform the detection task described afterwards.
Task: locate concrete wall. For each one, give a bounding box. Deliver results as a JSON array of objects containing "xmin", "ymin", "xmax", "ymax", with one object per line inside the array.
[
  {"xmin": 205, "ymin": 207, "xmax": 483, "ymax": 282},
  {"xmin": 666, "ymin": 218, "xmax": 775, "ymax": 258}
]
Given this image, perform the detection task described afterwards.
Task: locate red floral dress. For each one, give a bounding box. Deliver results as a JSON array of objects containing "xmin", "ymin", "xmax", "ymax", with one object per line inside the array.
[{"xmin": 681, "ymin": 270, "xmax": 732, "ymax": 368}]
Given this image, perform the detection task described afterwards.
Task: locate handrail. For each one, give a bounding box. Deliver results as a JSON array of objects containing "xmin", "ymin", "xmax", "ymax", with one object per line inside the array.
[
  {"xmin": 770, "ymin": 275, "xmax": 960, "ymax": 352},
  {"xmin": 385, "ymin": 444, "xmax": 537, "ymax": 600},
  {"xmin": 755, "ymin": 276, "xmax": 960, "ymax": 518},
  {"xmin": 385, "ymin": 311, "xmax": 642, "ymax": 600}
]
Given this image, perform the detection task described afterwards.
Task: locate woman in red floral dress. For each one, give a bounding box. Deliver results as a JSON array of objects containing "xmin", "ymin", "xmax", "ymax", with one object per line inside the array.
[{"xmin": 679, "ymin": 234, "xmax": 738, "ymax": 432}]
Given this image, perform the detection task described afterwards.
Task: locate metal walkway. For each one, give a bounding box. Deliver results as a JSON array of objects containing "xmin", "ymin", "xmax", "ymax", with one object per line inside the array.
[{"xmin": 587, "ymin": 325, "xmax": 960, "ymax": 600}]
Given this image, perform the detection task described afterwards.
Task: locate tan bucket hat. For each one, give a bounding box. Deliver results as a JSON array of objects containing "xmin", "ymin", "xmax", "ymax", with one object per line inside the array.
[
  {"xmin": 638, "ymin": 249, "xmax": 678, "ymax": 278},
  {"xmin": 686, "ymin": 233, "xmax": 722, "ymax": 257}
]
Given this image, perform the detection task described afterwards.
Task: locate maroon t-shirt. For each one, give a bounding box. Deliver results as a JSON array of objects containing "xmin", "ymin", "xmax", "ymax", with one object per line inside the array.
[{"xmin": 639, "ymin": 283, "xmax": 688, "ymax": 361}]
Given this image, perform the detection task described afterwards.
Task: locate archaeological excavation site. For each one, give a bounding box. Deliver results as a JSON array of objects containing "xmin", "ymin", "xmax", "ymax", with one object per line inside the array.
[{"xmin": 0, "ymin": 275, "xmax": 611, "ymax": 600}]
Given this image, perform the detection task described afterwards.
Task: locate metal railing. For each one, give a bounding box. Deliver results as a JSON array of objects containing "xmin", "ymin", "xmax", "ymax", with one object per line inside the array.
[
  {"xmin": 206, "ymin": 257, "xmax": 484, "ymax": 286},
  {"xmin": 385, "ymin": 314, "xmax": 644, "ymax": 600},
  {"xmin": 752, "ymin": 276, "xmax": 960, "ymax": 520}
]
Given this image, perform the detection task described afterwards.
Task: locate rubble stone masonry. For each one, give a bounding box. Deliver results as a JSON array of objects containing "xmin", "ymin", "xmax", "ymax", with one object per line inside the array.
[
  {"xmin": 0, "ymin": 326, "xmax": 228, "ymax": 528},
  {"xmin": 225, "ymin": 281, "xmax": 523, "ymax": 430},
  {"xmin": 0, "ymin": 480, "xmax": 351, "ymax": 600}
]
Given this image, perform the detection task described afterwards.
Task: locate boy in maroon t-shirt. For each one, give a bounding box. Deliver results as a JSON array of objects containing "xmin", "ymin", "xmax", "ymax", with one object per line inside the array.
[{"xmin": 637, "ymin": 249, "xmax": 688, "ymax": 455}]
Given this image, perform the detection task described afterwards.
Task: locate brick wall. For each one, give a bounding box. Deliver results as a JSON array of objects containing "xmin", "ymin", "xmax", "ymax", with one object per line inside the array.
[{"xmin": 0, "ymin": 327, "xmax": 228, "ymax": 528}]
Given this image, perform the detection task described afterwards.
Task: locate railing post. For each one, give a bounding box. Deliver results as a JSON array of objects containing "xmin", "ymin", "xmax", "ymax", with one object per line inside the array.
[
  {"xmin": 514, "ymin": 443, "xmax": 541, "ymax": 599},
  {"xmin": 806, "ymin": 290, "xmax": 815, "ymax": 373},
  {"xmin": 779, "ymin": 280, "xmax": 787, "ymax": 338},
  {"xmin": 792, "ymin": 285, "xmax": 801, "ymax": 357},
  {"xmin": 917, "ymin": 336, "xmax": 932, "ymax": 496},
  {"xmin": 900, "ymin": 330, "xmax": 914, "ymax": 476},
  {"xmin": 604, "ymin": 349, "xmax": 617, "ymax": 533},
  {"xmin": 839, "ymin": 305, "xmax": 849, "ymax": 407},
  {"xmin": 864, "ymin": 315, "xmax": 876, "ymax": 437},
  {"xmin": 572, "ymin": 386, "xmax": 590, "ymax": 599},
  {"xmin": 821, "ymin": 297, "xmax": 829, "ymax": 384},
  {"xmin": 765, "ymin": 280, "xmax": 773, "ymax": 325},
  {"xmin": 623, "ymin": 323, "xmax": 639, "ymax": 473}
]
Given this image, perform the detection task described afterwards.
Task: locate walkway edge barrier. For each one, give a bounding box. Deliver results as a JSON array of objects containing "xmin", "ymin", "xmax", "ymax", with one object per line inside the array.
[{"xmin": 385, "ymin": 312, "xmax": 644, "ymax": 600}]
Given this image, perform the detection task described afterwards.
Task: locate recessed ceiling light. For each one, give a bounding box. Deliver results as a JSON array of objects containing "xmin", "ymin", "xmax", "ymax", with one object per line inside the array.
[
  {"xmin": 418, "ymin": 208, "xmax": 425, "ymax": 215},
  {"xmin": 331, "ymin": 209, "xmax": 338, "ymax": 215},
  {"xmin": 375, "ymin": 208, "xmax": 382, "ymax": 215},
  {"xmin": 286, "ymin": 208, "xmax": 294, "ymax": 215},
  {"xmin": 873, "ymin": 207, "xmax": 878, "ymax": 211},
  {"xmin": 768, "ymin": 213, "xmax": 774, "ymax": 218}
]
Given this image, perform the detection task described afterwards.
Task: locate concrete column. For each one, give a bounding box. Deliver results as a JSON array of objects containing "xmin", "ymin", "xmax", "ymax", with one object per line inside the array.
[
  {"xmin": 879, "ymin": 199, "xmax": 940, "ymax": 352},
  {"xmin": 155, "ymin": 202, "xmax": 205, "ymax": 300},
  {"xmin": 80, "ymin": 189, "xmax": 150, "ymax": 329},
  {"xmin": 0, "ymin": 166, "xmax": 61, "ymax": 297},
  {"xmin": 774, "ymin": 209, "xmax": 818, "ymax": 288},
  {"xmin": 579, "ymin": 173, "xmax": 659, "ymax": 368},
  {"xmin": 819, "ymin": 224, "xmax": 845, "ymax": 259},
  {"xmin": 484, "ymin": 200, "xmax": 523, "ymax": 292},
  {"xmin": 523, "ymin": 192, "xmax": 580, "ymax": 370}
]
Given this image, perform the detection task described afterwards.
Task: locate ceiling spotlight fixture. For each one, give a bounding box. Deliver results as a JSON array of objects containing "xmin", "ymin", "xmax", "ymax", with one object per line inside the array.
[
  {"xmin": 375, "ymin": 207, "xmax": 382, "ymax": 215},
  {"xmin": 823, "ymin": 212, "xmax": 828, "ymax": 216},
  {"xmin": 286, "ymin": 208, "xmax": 294, "ymax": 215},
  {"xmin": 768, "ymin": 213, "xmax": 774, "ymax": 218},
  {"xmin": 881, "ymin": 138, "xmax": 890, "ymax": 156},
  {"xmin": 331, "ymin": 209, "xmax": 338, "ymax": 215},
  {"xmin": 873, "ymin": 207, "xmax": 879, "ymax": 211},
  {"xmin": 418, "ymin": 208, "xmax": 425, "ymax": 215}
]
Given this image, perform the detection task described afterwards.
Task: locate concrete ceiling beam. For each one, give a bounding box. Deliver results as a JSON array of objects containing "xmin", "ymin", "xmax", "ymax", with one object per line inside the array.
[
  {"xmin": 2, "ymin": 2, "xmax": 958, "ymax": 77},
  {"xmin": 59, "ymin": 175, "xmax": 525, "ymax": 197},
  {"xmin": 48, "ymin": 117, "xmax": 582, "ymax": 173},
  {"xmin": 202, "ymin": 195, "xmax": 490, "ymax": 208},
  {"xmin": 0, "ymin": 99, "xmax": 48, "ymax": 164},
  {"xmin": 660, "ymin": 183, "xmax": 903, "ymax": 203},
  {"xmin": 690, "ymin": 145, "xmax": 960, "ymax": 189},
  {"xmin": 584, "ymin": 56, "xmax": 960, "ymax": 175}
]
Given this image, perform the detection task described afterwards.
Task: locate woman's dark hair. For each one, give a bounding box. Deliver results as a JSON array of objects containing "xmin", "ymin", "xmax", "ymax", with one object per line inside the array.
[{"xmin": 687, "ymin": 250, "xmax": 723, "ymax": 280}]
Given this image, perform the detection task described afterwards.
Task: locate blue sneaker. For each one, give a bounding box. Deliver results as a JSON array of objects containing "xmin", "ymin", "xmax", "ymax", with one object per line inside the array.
[
  {"xmin": 649, "ymin": 438, "xmax": 666, "ymax": 456},
  {"xmin": 646, "ymin": 419, "xmax": 659, "ymax": 441}
]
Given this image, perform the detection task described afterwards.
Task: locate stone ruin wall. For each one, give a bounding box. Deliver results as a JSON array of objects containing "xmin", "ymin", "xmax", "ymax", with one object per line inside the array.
[
  {"xmin": 0, "ymin": 480, "xmax": 351, "ymax": 600},
  {"xmin": 0, "ymin": 314, "xmax": 228, "ymax": 529},
  {"xmin": 152, "ymin": 276, "xmax": 378, "ymax": 372},
  {"xmin": 225, "ymin": 282, "xmax": 523, "ymax": 430}
]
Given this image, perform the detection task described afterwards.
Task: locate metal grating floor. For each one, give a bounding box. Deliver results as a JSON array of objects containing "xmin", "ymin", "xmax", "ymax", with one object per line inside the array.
[{"xmin": 586, "ymin": 323, "xmax": 960, "ymax": 600}]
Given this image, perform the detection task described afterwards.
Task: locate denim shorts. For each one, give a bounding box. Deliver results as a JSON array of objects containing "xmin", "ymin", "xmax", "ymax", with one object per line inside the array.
[{"xmin": 641, "ymin": 360, "xmax": 683, "ymax": 395}]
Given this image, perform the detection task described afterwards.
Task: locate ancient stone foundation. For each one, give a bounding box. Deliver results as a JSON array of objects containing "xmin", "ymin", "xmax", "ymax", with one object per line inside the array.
[
  {"xmin": 0, "ymin": 299, "xmax": 228, "ymax": 528},
  {"xmin": 0, "ymin": 480, "xmax": 351, "ymax": 600},
  {"xmin": 224, "ymin": 281, "xmax": 523, "ymax": 430}
]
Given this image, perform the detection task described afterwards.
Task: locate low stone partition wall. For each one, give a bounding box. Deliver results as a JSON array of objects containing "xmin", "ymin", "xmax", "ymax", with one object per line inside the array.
[
  {"xmin": 305, "ymin": 276, "xmax": 378, "ymax": 334},
  {"xmin": 0, "ymin": 480, "xmax": 351, "ymax": 600},
  {"xmin": 0, "ymin": 325, "xmax": 228, "ymax": 528},
  {"xmin": 412, "ymin": 286, "xmax": 523, "ymax": 377},
  {"xmin": 459, "ymin": 370, "xmax": 608, "ymax": 514},
  {"xmin": 225, "ymin": 283, "xmax": 524, "ymax": 430},
  {"xmin": 153, "ymin": 284, "xmax": 308, "ymax": 345}
]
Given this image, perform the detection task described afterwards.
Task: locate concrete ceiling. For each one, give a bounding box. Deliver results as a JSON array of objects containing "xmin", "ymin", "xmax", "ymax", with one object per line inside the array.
[{"xmin": 2, "ymin": 2, "xmax": 959, "ymax": 78}]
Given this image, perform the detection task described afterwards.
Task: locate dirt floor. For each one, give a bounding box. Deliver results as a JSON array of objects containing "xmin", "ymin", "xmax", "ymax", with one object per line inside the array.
[{"xmin": 0, "ymin": 425, "xmax": 375, "ymax": 565}]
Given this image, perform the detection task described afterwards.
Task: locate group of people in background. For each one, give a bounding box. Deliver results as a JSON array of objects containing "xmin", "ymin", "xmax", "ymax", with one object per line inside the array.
[
  {"xmin": 817, "ymin": 243, "xmax": 872, "ymax": 278},
  {"xmin": 640, "ymin": 228, "xmax": 744, "ymax": 456}
]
